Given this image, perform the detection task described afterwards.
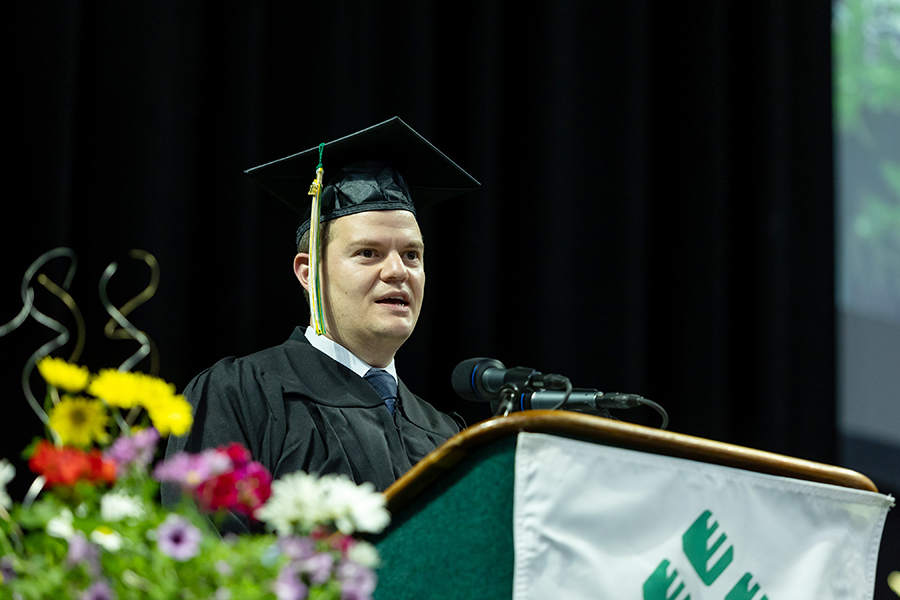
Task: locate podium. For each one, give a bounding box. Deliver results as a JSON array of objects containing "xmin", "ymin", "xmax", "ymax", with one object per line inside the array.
[{"xmin": 372, "ymin": 411, "xmax": 890, "ymax": 600}]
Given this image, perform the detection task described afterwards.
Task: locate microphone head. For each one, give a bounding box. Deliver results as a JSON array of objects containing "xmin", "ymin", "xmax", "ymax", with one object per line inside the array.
[{"xmin": 451, "ymin": 357, "xmax": 505, "ymax": 402}]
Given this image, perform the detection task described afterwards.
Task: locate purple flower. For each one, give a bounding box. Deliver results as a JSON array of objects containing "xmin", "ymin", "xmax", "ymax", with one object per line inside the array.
[
  {"xmin": 337, "ymin": 560, "xmax": 376, "ymax": 600},
  {"xmin": 301, "ymin": 552, "xmax": 334, "ymax": 585},
  {"xmin": 273, "ymin": 564, "xmax": 309, "ymax": 600},
  {"xmin": 106, "ymin": 428, "xmax": 160, "ymax": 469},
  {"xmin": 155, "ymin": 514, "xmax": 202, "ymax": 561},
  {"xmin": 1, "ymin": 555, "xmax": 15, "ymax": 582},
  {"xmin": 80, "ymin": 580, "xmax": 116, "ymax": 600},
  {"xmin": 278, "ymin": 535, "xmax": 316, "ymax": 561},
  {"xmin": 66, "ymin": 532, "xmax": 101, "ymax": 576}
]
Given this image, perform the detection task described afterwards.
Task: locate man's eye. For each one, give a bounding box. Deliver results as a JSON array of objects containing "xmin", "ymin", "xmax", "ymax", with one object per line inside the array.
[
  {"xmin": 359, "ymin": 249, "xmax": 375, "ymax": 258},
  {"xmin": 405, "ymin": 251, "xmax": 420, "ymax": 260}
]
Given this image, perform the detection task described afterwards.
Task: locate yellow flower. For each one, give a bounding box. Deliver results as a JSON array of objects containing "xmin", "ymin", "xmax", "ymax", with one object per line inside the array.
[
  {"xmin": 136, "ymin": 374, "xmax": 178, "ymax": 409},
  {"xmin": 145, "ymin": 394, "xmax": 193, "ymax": 437},
  {"xmin": 48, "ymin": 396, "xmax": 109, "ymax": 447},
  {"xmin": 88, "ymin": 369, "xmax": 144, "ymax": 408},
  {"xmin": 37, "ymin": 357, "xmax": 91, "ymax": 393},
  {"xmin": 89, "ymin": 369, "xmax": 178, "ymax": 410}
]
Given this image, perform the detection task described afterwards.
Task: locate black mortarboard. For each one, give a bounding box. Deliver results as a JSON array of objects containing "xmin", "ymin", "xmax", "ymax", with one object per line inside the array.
[{"xmin": 245, "ymin": 116, "xmax": 480, "ymax": 243}]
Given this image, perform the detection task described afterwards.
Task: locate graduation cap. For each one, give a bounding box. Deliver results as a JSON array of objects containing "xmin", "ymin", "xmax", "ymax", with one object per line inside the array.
[
  {"xmin": 245, "ymin": 116, "xmax": 480, "ymax": 335},
  {"xmin": 246, "ymin": 116, "xmax": 480, "ymax": 239}
]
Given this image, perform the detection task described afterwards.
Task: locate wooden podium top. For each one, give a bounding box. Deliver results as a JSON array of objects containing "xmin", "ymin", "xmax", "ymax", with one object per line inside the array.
[{"xmin": 384, "ymin": 410, "xmax": 878, "ymax": 513}]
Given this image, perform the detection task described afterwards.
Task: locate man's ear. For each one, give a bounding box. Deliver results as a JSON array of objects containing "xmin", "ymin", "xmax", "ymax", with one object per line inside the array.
[{"xmin": 293, "ymin": 253, "xmax": 311, "ymax": 293}]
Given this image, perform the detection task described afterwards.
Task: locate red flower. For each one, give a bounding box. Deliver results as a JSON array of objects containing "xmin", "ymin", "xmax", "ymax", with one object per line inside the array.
[
  {"xmin": 234, "ymin": 462, "xmax": 272, "ymax": 516},
  {"xmin": 30, "ymin": 441, "xmax": 89, "ymax": 486},
  {"xmin": 86, "ymin": 449, "xmax": 117, "ymax": 485},
  {"xmin": 196, "ymin": 470, "xmax": 239, "ymax": 513},
  {"xmin": 331, "ymin": 533, "xmax": 355, "ymax": 555},
  {"xmin": 222, "ymin": 443, "xmax": 251, "ymax": 469},
  {"xmin": 192, "ymin": 454, "xmax": 272, "ymax": 519},
  {"xmin": 28, "ymin": 440, "xmax": 117, "ymax": 487}
]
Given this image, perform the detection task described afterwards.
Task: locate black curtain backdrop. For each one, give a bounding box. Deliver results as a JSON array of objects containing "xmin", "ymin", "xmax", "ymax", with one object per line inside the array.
[{"xmin": 4, "ymin": 2, "xmax": 837, "ymax": 496}]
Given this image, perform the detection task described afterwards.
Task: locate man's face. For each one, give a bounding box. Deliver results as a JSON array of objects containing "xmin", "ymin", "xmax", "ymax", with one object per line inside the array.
[{"xmin": 320, "ymin": 209, "xmax": 425, "ymax": 365}]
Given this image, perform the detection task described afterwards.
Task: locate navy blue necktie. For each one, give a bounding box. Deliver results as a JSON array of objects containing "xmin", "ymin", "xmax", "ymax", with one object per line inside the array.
[{"xmin": 364, "ymin": 368, "xmax": 398, "ymax": 415}]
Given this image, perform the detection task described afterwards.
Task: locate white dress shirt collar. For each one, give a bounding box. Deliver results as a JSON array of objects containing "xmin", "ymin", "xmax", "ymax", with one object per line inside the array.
[{"xmin": 304, "ymin": 326, "xmax": 398, "ymax": 383}]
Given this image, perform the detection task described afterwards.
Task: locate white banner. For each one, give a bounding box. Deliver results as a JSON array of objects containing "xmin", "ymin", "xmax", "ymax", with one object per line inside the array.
[{"xmin": 513, "ymin": 432, "xmax": 893, "ymax": 600}]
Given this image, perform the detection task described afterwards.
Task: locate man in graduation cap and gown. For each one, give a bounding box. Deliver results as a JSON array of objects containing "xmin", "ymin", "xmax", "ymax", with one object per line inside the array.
[{"xmin": 163, "ymin": 118, "xmax": 479, "ymax": 531}]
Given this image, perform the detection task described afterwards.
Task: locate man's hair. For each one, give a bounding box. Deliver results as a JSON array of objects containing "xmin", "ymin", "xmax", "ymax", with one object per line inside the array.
[{"xmin": 297, "ymin": 221, "xmax": 333, "ymax": 307}]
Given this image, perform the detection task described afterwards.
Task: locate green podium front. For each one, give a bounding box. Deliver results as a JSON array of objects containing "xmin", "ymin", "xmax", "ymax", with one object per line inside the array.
[
  {"xmin": 374, "ymin": 436, "xmax": 517, "ymax": 599},
  {"xmin": 372, "ymin": 411, "xmax": 880, "ymax": 600}
]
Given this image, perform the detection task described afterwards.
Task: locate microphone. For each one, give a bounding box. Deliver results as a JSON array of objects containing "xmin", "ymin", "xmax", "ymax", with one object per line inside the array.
[
  {"xmin": 515, "ymin": 389, "xmax": 646, "ymax": 411},
  {"xmin": 451, "ymin": 357, "xmax": 669, "ymax": 428},
  {"xmin": 451, "ymin": 357, "xmax": 570, "ymax": 402}
]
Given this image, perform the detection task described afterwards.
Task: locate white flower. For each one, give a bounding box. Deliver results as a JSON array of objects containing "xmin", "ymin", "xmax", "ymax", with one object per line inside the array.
[
  {"xmin": 0, "ymin": 459, "xmax": 14, "ymax": 509},
  {"xmin": 100, "ymin": 491, "xmax": 145, "ymax": 522},
  {"xmin": 256, "ymin": 471, "xmax": 390, "ymax": 536},
  {"xmin": 46, "ymin": 508, "xmax": 75, "ymax": 539},
  {"xmin": 215, "ymin": 560, "xmax": 233, "ymax": 576},
  {"xmin": 215, "ymin": 588, "xmax": 232, "ymax": 600},
  {"xmin": 322, "ymin": 476, "xmax": 390, "ymax": 535},
  {"xmin": 90, "ymin": 527, "xmax": 124, "ymax": 552},
  {"xmin": 346, "ymin": 540, "xmax": 381, "ymax": 568},
  {"xmin": 255, "ymin": 471, "xmax": 331, "ymax": 535}
]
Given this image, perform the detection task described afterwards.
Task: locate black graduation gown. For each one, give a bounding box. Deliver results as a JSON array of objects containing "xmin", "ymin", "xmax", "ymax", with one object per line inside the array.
[{"xmin": 161, "ymin": 328, "xmax": 460, "ymax": 525}]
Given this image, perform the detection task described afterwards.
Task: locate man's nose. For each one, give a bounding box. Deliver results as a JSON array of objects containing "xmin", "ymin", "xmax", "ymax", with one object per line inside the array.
[{"xmin": 381, "ymin": 251, "xmax": 408, "ymax": 282}]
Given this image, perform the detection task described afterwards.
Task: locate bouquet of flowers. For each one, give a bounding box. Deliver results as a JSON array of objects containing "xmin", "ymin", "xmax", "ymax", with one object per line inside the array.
[{"xmin": 0, "ymin": 357, "xmax": 390, "ymax": 600}]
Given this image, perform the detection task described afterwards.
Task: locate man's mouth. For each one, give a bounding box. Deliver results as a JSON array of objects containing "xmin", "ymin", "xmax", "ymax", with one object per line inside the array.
[{"xmin": 376, "ymin": 295, "xmax": 410, "ymax": 307}]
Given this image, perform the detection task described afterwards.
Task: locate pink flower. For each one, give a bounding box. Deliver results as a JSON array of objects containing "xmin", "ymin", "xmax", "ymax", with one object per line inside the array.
[
  {"xmin": 106, "ymin": 428, "xmax": 160, "ymax": 470},
  {"xmin": 153, "ymin": 448, "xmax": 230, "ymax": 489}
]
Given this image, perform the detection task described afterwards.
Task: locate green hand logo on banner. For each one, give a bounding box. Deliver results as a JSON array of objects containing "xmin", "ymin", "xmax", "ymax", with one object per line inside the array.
[
  {"xmin": 643, "ymin": 559, "xmax": 692, "ymax": 600},
  {"xmin": 724, "ymin": 574, "xmax": 769, "ymax": 600},
  {"xmin": 643, "ymin": 510, "xmax": 771, "ymax": 600},
  {"xmin": 682, "ymin": 510, "xmax": 734, "ymax": 586}
]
